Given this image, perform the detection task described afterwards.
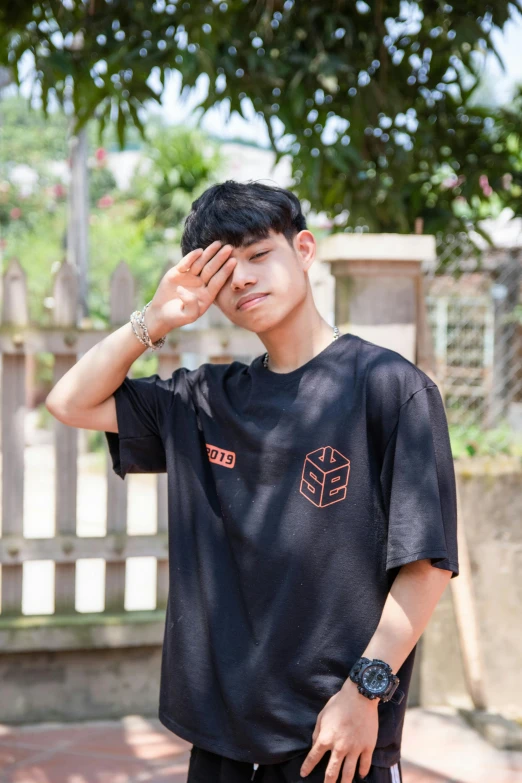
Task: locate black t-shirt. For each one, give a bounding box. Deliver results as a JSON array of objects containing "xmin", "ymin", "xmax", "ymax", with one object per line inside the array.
[{"xmin": 105, "ymin": 332, "xmax": 459, "ymax": 768}]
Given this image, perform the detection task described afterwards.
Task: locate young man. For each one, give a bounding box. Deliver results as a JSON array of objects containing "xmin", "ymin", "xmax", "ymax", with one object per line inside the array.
[{"xmin": 46, "ymin": 181, "xmax": 459, "ymax": 783}]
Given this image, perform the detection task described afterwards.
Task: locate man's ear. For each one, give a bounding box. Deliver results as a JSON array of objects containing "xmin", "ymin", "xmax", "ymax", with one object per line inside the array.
[{"xmin": 294, "ymin": 230, "xmax": 316, "ymax": 273}]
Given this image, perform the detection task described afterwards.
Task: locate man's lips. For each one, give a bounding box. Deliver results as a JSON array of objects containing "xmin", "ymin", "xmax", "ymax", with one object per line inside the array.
[{"xmin": 237, "ymin": 293, "xmax": 269, "ymax": 311}]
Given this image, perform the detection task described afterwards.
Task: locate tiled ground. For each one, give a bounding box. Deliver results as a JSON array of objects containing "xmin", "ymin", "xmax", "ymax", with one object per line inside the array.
[{"xmin": 0, "ymin": 707, "xmax": 521, "ymax": 783}]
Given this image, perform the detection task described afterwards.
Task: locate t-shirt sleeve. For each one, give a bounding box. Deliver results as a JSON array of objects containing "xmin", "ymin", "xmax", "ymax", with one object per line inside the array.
[
  {"xmin": 380, "ymin": 384, "xmax": 459, "ymax": 578},
  {"xmin": 104, "ymin": 372, "xmax": 177, "ymax": 480}
]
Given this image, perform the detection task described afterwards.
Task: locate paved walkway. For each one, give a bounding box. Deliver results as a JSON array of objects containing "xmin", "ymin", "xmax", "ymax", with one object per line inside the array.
[{"xmin": 1, "ymin": 707, "xmax": 521, "ymax": 783}]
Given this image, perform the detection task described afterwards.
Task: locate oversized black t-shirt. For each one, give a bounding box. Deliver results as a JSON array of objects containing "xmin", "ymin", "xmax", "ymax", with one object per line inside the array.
[{"xmin": 104, "ymin": 332, "xmax": 459, "ymax": 768}]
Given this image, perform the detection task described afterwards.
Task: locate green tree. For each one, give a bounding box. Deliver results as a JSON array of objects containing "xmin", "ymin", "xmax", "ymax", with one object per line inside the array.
[
  {"xmin": 0, "ymin": 97, "xmax": 224, "ymax": 323},
  {"xmin": 0, "ymin": 94, "xmax": 148, "ymax": 167},
  {"xmin": 1, "ymin": 1, "xmax": 521, "ymax": 241},
  {"xmin": 0, "ymin": 93, "xmax": 69, "ymax": 163},
  {"xmin": 130, "ymin": 124, "xmax": 223, "ymax": 243}
]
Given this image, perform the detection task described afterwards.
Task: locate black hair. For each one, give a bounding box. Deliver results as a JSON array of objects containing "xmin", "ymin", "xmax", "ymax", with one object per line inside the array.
[{"xmin": 180, "ymin": 179, "xmax": 307, "ymax": 257}]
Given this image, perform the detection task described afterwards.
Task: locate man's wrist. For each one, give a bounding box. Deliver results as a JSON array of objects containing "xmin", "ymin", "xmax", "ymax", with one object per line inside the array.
[
  {"xmin": 341, "ymin": 676, "xmax": 380, "ymax": 707},
  {"xmin": 144, "ymin": 307, "xmax": 169, "ymax": 343}
]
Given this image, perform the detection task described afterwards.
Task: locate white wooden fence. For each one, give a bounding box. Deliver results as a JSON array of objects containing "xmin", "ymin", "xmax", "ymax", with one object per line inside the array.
[{"xmin": 0, "ymin": 258, "xmax": 264, "ymax": 652}]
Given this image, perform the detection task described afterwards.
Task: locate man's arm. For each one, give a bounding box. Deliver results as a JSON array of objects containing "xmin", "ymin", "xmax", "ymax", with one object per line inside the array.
[
  {"xmin": 45, "ymin": 319, "xmax": 156, "ymax": 433},
  {"xmin": 45, "ymin": 243, "xmax": 235, "ymax": 432},
  {"xmin": 299, "ymin": 559, "xmax": 452, "ymax": 782},
  {"xmin": 359, "ymin": 557, "xmax": 452, "ymax": 671}
]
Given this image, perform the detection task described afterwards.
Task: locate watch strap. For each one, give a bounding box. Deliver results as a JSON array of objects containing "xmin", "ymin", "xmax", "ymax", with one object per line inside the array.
[{"xmin": 389, "ymin": 686, "xmax": 405, "ymax": 705}]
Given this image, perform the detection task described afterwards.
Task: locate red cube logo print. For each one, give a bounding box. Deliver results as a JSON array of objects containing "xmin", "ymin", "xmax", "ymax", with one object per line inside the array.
[{"xmin": 300, "ymin": 446, "xmax": 351, "ymax": 507}]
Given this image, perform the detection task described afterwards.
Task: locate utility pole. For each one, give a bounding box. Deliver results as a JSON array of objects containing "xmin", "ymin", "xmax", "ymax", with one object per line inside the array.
[
  {"xmin": 0, "ymin": 67, "xmax": 15, "ymax": 308},
  {"xmin": 65, "ymin": 29, "xmax": 89, "ymax": 323},
  {"xmin": 66, "ymin": 124, "xmax": 89, "ymax": 322}
]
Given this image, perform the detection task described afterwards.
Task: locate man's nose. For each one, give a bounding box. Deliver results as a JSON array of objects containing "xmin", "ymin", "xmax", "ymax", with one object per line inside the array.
[{"xmin": 230, "ymin": 261, "xmax": 257, "ymax": 289}]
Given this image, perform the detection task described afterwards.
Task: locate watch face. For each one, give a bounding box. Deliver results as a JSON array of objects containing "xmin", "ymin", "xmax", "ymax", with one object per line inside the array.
[{"xmin": 361, "ymin": 665, "xmax": 390, "ymax": 694}]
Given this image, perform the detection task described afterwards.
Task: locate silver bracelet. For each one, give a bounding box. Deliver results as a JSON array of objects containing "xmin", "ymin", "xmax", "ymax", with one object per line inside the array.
[
  {"xmin": 130, "ymin": 301, "xmax": 166, "ymax": 351},
  {"xmin": 130, "ymin": 311, "xmax": 150, "ymax": 347}
]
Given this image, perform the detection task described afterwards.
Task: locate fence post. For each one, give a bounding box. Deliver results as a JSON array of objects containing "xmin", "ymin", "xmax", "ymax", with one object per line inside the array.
[
  {"xmin": 486, "ymin": 251, "xmax": 522, "ymax": 428},
  {"xmin": 156, "ymin": 259, "xmax": 182, "ymax": 609},
  {"xmin": 52, "ymin": 260, "xmax": 80, "ymax": 614},
  {"xmin": 105, "ymin": 261, "xmax": 135, "ymax": 612},
  {"xmin": 1, "ymin": 259, "xmax": 28, "ymax": 615}
]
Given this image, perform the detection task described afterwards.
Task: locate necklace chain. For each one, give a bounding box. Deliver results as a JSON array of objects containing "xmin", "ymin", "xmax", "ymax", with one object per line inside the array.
[{"xmin": 263, "ymin": 325, "xmax": 341, "ymax": 369}]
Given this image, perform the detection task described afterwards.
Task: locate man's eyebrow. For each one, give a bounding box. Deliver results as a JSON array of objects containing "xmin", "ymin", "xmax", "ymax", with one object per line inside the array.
[{"xmin": 239, "ymin": 236, "xmax": 270, "ymax": 249}]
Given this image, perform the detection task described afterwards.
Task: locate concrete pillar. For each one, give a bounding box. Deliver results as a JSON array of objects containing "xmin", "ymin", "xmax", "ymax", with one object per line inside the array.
[{"xmin": 318, "ymin": 233, "xmax": 437, "ymax": 372}]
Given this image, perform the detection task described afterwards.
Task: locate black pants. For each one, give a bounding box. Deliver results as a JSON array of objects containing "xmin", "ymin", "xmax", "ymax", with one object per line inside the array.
[{"xmin": 187, "ymin": 744, "xmax": 403, "ymax": 783}]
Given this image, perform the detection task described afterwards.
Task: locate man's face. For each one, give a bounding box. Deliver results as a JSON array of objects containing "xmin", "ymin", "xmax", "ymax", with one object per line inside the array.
[{"xmin": 214, "ymin": 228, "xmax": 316, "ymax": 332}]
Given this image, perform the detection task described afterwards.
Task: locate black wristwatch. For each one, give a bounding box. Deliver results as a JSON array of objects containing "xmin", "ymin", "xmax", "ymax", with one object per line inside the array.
[{"xmin": 349, "ymin": 657, "xmax": 405, "ymax": 704}]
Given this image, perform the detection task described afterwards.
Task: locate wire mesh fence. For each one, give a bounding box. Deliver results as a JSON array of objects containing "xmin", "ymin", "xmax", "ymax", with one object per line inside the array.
[{"xmin": 423, "ymin": 233, "xmax": 522, "ymax": 459}]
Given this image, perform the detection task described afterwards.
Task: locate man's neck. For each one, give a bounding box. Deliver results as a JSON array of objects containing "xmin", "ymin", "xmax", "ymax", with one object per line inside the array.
[{"xmin": 257, "ymin": 307, "xmax": 336, "ymax": 374}]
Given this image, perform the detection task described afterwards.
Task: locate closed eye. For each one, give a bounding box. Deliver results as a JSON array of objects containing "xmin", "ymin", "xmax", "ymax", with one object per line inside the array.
[{"xmin": 252, "ymin": 251, "xmax": 268, "ymax": 260}]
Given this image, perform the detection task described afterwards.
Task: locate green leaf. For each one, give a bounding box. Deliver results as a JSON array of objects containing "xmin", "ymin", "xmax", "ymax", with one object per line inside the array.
[
  {"xmin": 128, "ymin": 99, "xmax": 147, "ymax": 141},
  {"xmin": 116, "ymin": 101, "xmax": 126, "ymax": 150}
]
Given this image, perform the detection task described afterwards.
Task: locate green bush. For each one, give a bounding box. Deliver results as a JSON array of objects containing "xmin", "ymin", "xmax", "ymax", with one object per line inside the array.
[
  {"xmin": 89, "ymin": 165, "xmax": 118, "ymax": 206},
  {"xmin": 450, "ymin": 421, "xmax": 522, "ymax": 459}
]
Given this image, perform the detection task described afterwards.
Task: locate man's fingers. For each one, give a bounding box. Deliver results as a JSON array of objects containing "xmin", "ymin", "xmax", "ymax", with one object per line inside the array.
[
  {"xmin": 176, "ymin": 240, "xmax": 221, "ymax": 277},
  {"xmin": 323, "ymin": 749, "xmax": 346, "ymax": 783},
  {"xmin": 198, "ymin": 244, "xmax": 234, "ymax": 283},
  {"xmin": 190, "ymin": 241, "xmax": 232, "ymax": 279},
  {"xmin": 176, "ymin": 247, "xmax": 203, "ymax": 273},
  {"xmin": 300, "ymin": 741, "xmax": 328, "ymax": 777},
  {"xmin": 340, "ymin": 756, "xmax": 357, "ymax": 783},
  {"xmin": 206, "ymin": 257, "xmax": 237, "ymax": 299},
  {"xmin": 356, "ymin": 749, "xmax": 373, "ymax": 780}
]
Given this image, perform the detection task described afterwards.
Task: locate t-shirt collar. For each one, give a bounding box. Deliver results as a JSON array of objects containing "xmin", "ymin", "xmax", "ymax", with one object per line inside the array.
[{"xmin": 249, "ymin": 332, "xmax": 356, "ymax": 385}]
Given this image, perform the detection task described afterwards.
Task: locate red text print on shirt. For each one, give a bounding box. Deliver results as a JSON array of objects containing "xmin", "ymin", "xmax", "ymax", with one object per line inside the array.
[
  {"xmin": 206, "ymin": 443, "xmax": 236, "ymax": 469},
  {"xmin": 300, "ymin": 446, "xmax": 350, "ymax": 507}
]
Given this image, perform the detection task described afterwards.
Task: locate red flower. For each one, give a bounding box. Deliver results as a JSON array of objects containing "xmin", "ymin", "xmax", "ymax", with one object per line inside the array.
[
  {"xmin": 95, "ymin": 147, "xmax": 107, "ymax": 164},
  {"xmin": 10, "ymin": 207, "xmax": 22, "ymax": 219},
  {"xmin": 479, "ymin": 174, "xmax": 493, "ymax": 197},
  {"xmin": 97, "ymin": 194, "xmax": 114, "ymax": 208}
]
